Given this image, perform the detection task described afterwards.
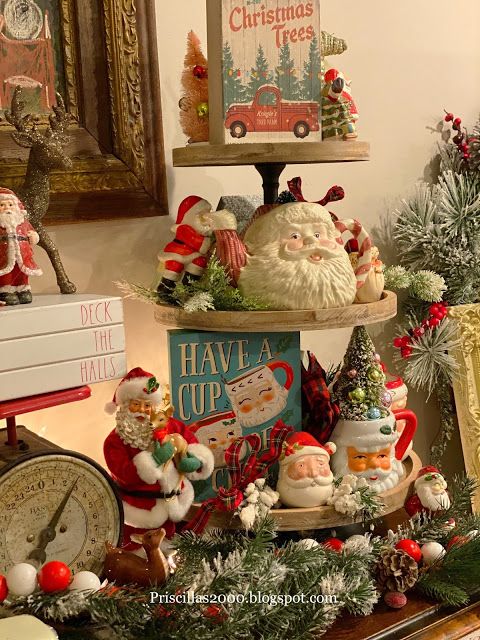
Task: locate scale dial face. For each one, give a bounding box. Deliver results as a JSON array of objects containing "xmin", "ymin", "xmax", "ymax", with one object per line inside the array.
[{"xmin": 0, "ymin": 451, "xmax": 123, "ymax": 576}]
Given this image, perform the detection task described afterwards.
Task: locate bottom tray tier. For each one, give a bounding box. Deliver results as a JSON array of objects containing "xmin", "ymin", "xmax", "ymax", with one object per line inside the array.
[{"xmin": 186, "ymin": 451, "xmax": 422, "ymax": 531}]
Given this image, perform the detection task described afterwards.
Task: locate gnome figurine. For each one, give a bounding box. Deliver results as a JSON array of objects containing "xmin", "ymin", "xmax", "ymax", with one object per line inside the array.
[
  {"xmin": 103, "ymin": 367, "xmax": 214, "ymax": 551},
  {"xmin": 276, "ymin": 432, "xmax": 336, "ymax": 508},
  {"xmin": 404, "ymin": 466, "xmax": 451, "ymax": 517}
]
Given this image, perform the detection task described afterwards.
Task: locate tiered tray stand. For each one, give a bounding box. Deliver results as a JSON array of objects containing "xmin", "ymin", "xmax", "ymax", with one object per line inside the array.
[{"xmin": 154, "ymin": 138, "xmax": 418, "ymax": 531}]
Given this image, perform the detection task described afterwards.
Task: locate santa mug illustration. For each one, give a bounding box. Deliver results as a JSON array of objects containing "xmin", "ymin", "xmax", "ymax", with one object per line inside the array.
[
  {"xmin": 190, "ymin": 411, "xmax": 242, "ymax": 468},
  {"xmin": 224, "ymin": 361, "xmax": 293, "ymax": 429}
]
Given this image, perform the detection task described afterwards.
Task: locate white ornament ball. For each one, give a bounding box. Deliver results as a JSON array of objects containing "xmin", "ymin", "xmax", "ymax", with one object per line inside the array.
[
  {"xmin": 68, "ymin": 571, "xmax": 101, "ymax": 592},
  {"xmin": 6, "ymin": 563, "xmax": 37, "ymax": 596},
  {"xmin": 297, "ymin": 538, "xmax": 320, "ymax": 550},
  {"xmin": 421, "ymin": 542, "xmax": 446, "ymax": 566}
]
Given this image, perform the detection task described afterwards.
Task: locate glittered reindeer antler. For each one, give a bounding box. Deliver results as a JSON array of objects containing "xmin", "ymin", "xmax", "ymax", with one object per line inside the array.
[
  {"xmin": 46, "ymin": 93, "xmax": 72, "ymax": 140},
  {"xmin": 4, "ymin": 86, "xmax": 43, "ymax": 147}
]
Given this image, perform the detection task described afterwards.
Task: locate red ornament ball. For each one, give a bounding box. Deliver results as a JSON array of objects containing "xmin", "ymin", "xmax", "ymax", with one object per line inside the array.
[
  {"xmin": 395, "ymin": 539, "xmax": 422, "ymax": 563},
  {"xmin": 0, "ymin": 575, "xmax": 7, "ymax": 603},
  {"xmin": 37, "ymin": 561, "xmax": 71, "ymax": 593},
  {"xmin": 192, "ymin": 65, "xmax": 207, "ymax": 79},
  {"xmin": 444, "ymin": 112, "xmax": 454, "ymax": 122},
  {"xmin": 322, "ymin": 537, "xmax": 344, "ymax": 552}
]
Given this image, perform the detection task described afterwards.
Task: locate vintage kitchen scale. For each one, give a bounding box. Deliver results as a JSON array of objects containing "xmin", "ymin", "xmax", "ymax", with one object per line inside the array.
[{"xmin": 0, "ymin": 387, "xmax": 123, "ymax": 576}]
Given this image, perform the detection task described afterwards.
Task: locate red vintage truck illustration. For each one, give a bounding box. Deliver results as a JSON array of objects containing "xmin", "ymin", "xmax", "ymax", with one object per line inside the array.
[{"xmin": 225, "ymin": 85, "xmax": 320, "ymax": 139}]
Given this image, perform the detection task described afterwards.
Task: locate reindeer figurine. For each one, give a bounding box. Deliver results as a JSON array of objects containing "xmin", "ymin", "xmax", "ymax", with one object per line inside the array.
[
  {"xmin": 103, "ymin": 527, "xmax": 172, "ymax": 587},
  {"xmin": 5, "ymin": 86, "xmax": 76, "ymax": 294}
]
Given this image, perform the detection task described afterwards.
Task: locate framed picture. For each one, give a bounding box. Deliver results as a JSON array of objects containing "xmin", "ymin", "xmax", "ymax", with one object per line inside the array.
[
  {"xmin": 449, "ymin": 304, "xmax": 480, "ymax": 512},
  {"xmin": 0, "ymin": 0, "xmax": 167, "ymax": 223}
]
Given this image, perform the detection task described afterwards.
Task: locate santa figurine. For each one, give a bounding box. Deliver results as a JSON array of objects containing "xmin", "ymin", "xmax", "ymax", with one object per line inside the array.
[
  {"xmin": 276, "ymin": 432, "xmax": 336, "ymax": 508},
  {"xmin": 0, "ymin": 188, "xmax": 42, "ymax": 305},
  {"xmin": 103, "ymin": 367, "xmax": 214, "ymax": 551},
  {"xmin": 404, "ymin": 466, "xmax": 451, "ymax": 517},
  {"xmin": 157, "ymin": 195, "xmax": 236, "ymax": 296},
  {"xmin": 322, "ymin": 68, "xmax": 359, "ymax": 140}
]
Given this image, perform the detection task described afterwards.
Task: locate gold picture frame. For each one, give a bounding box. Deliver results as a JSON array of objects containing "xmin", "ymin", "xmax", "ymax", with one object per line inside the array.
[
  {"xmin": 449, "ymin": 304, "xmax": 480, "ymax": 512},
  {"xmin": 0, "ymin": 0, "xmax": 167, "ymax": 223}
]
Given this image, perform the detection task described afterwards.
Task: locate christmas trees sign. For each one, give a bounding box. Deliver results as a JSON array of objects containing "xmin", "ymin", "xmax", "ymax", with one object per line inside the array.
[{"xmin": 207, "ymin": 0, "xmax": 322, "ymax": 143}]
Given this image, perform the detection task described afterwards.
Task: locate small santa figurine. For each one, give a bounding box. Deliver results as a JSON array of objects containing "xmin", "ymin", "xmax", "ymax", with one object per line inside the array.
[
  {"xmin": 276, "ymin": 432, "xmax": 336, "ymax": 508},
  {"xmin": 157, "ymin": 195, "xmax": 236, "ymax": 295},
  {"xmin": 322, "ymin": 68, "xmax": 359, "ymax": 140},
  {"xmin": 103, "ymin": 367, "xmax": 214, "ymax": 550},
  {"xmin": 0, "ymin": 188, "xmax": 42, "ymax": 305},
  {"xmin": 404, "ymin": 466, "xmax": 451, "ymax": 517}
]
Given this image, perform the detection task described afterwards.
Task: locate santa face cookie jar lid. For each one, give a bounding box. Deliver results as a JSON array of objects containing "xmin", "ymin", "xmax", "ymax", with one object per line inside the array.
[{"xmin": 237, "ymin": 201, "xmax": 373, "ymax": 311}]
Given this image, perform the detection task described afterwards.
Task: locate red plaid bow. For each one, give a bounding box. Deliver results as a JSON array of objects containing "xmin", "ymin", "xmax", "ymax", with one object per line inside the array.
[{"xmin": 183, "ymin": 420, "xmax": 293, "ymax": 534}]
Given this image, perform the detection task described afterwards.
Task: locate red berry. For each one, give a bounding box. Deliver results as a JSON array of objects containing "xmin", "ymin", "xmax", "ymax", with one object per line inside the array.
[
  {"xmin": 0, "ymin": 575, "xmax": 7, "ymax": 603},
  {"xmin": 322, "ymin": 537, "xmax": 344, "ymax": 552},
  {"xmin": 463, "ymin": 153, "xmax": 471, "ymax": 160},
  {"xmin": 429, "ymin": 303, "xmax": 441, "ymax": 315},
  {"xmin": 37, "ymin": 561, "xmax": 71, "ymax": 593},
  {"xmin": 401, "ymin": 346, "xmax": 413, "ymax": 359},
  {"xmin": 453, "ymin": 117, "xmax": 462, "ymax": 127},
  {"xmin": 428, "ymin": 317, "xmax": 441, "ymax": 328},
  {"xmin": 400, "ymin": 336, "xmax": 412, "ymax": 347},
  {"xmin": 412, "ymin": 327, "xmax": 425, "ymax": 339},
  {"xmin": 395, "ymin": 539, "xmax": 422, "ymax": 562},
  {"xmin": 461, "ymin": 143, "xmax": 469, "ymax": 152},
  {"xmin": 192, "ymin": 65, "xmax": 207, "ymax": 79},
  {"xmin": 444, "ymin": 112, "xmax": 454, "ymax": 122},
  {"xmin": 393, "ymin": 337, "xmax": 404, "ymax": 348}
]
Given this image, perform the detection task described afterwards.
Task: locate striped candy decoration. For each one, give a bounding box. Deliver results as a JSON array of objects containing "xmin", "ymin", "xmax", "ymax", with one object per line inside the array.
[{"xmin": 334, "ymin": 218, "xmax": 372, "ymax": 289}]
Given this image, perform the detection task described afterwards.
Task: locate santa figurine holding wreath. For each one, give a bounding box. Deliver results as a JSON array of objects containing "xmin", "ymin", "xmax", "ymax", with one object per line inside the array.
[
  {"xmin": 404, "ymin": 466, "xmax": 451, "ymax": 517},
  {"xmin": 103, "ymin": 367, "xmax": 214, "ymax": 550}
]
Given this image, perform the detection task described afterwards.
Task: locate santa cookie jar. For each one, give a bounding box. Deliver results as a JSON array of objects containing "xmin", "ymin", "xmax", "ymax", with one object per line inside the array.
[
  {"xmin": 218, "ymin": 201, "xmax": 373, "ymax": 310},
  {"xmin": 404, "ymin": 466, "xmax": 451, "ymax": 517},
  {"xmin": 276, "ymin": 432, "xmax": 336, "ymax": 508},
  {"xmin": 103, "ymin": 368, "xmax": 214, "ymax": 550},
  {"xmin": 0, "ymin": 188, "xmax": 42, "ymax": 305}
]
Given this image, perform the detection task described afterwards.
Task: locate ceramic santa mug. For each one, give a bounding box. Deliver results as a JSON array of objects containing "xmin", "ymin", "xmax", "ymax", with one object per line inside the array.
[
  {"xmin": 225, "ymin": 361, "xmax": 293, "ymax": 429},
  {"xmin": 190, "ymin": 411, "xmax": 242, "ymax": 468},
  {"xmin": 331, "ymin": 409, "xmax": 417, "ymax": 493}
]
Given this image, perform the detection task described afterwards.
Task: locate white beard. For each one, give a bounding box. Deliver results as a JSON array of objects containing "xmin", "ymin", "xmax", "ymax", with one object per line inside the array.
[
  {"xmin": 277, "ymin": 471, "xmax": 334, "ymax": 507},
  {"xmin": 0, "ymin": 209, "xmax": 24, "ymax": 233},
  {"xmin": 417, "ymin": 484, "xmax": 451, "ymax": 511},
  {"xmin": 115, "ymin": 408, "xmax": 155, "ymax": 450},
  {"xmin": 332, "ymin": 446, "xmax": 404, "ymax": 494},
  {"xmin": 238, "ymin": 248, "xmax": 357, "ymax": 310},
  {"xmin": 230, "ymin": 385, "xmax": 288, "ymax": 428}
]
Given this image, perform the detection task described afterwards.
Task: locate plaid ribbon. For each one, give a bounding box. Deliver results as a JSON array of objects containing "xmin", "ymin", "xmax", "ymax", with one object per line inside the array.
[
  {"xmin": 183, "ymin": 420, "xmax": 293, "ymax": 534},
  {"xmin": 287, "ymin": 177, "xmax": 345, "ymax": 207},
  {"xmin": 301, "ymin": 352, "xmax": 340, "ymax": 443}
]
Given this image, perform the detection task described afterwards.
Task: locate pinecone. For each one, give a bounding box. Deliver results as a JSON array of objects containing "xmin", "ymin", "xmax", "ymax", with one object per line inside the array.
[{"xmin": 376, "ymin": 548, "xmax": 419, "ymax": 593}]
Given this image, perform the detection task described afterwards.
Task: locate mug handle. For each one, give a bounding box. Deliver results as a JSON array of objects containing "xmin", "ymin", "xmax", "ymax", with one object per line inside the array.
[
  {"xmin": 394, "ymin": 409, "xmax": 417, "ymax": 460},
  {"xmin": 267, "ymin": 361, "xmax": 294, "ymax": 390},
  {"xmin": 334, "ymin": 218, "xmax": 372, "ymax": 290}
]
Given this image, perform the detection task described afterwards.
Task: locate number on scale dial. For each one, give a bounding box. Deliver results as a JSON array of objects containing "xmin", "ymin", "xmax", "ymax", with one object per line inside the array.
[{"xmin": 0, "ymin": 451, "xmax": 123, "ymax": 576}]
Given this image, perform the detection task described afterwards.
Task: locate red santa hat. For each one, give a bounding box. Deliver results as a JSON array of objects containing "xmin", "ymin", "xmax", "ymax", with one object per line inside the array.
[
  {"xmin": 176, "ymin": 195, "xmax": 211, "ymax": 225},
  {"xmin": 414, "ymin": 466, "xmax": 443, "ymax": 487},
  {"xmin": 324, "ymin": 68, "xmax": 342, "ymax": 84},
  {"xmin": 279, "ymin": 431, "xmax": 336, "ymax": 466},
  {"xmin": 105, "ymin": 367, "xmax": 163, "ymax": 414}
]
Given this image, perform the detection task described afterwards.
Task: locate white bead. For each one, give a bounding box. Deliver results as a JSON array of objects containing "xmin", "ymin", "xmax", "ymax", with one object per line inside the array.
[
  {"xmin": 297, "ymin": 538, "xmax": 319, "ymax": 550},
  {"xmin": 421, "ymin": 542, "xmax": 446, "ymax": 565},
  {"xmin": 6, "ymin": 563, "xmax": 38, "ymax": 596},
  {"xmin": 68, "ymin": 571, "xmax": 101, "ymax": 592}
]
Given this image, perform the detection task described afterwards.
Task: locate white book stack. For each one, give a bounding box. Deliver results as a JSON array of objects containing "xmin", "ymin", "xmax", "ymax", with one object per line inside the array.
[{"xmin": 0, "ymin": 294, "xmax": 128, "ymax": 402}]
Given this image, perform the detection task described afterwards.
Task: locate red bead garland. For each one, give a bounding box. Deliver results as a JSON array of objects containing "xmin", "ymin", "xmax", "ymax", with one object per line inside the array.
[
  {"xmin": 393, "ymin": 302, "xmax": 448, "ymax": 359},
  {"xmin": 37, "ymin": 561, "xmax": 72, "ymax": 593},
  {"xmin": 444, "ymin": 110, "xmax": 470, "ymax": 165}
]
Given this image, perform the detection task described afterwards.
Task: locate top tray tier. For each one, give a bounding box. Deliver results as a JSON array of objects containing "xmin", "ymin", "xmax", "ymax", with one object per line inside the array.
[
  {"xmin": 172, "ymin": 140, "xmax": 370, "ymax": 167},
  {"xmin": 154, "ymin": 291, "xmax": 396, "ymax": 333}
]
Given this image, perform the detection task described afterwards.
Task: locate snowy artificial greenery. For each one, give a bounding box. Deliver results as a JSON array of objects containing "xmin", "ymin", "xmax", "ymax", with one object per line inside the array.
[
  {"xmin": 116, "ymin": 257, "xmax": 269, "ymax": 312},
  {"xmin": 394, "ymin": 170, "xmax": 480, "ymax": 306},
  {"xmin": 384, "ymin": 266, "xmax": 446, "ymax": 302},
  {"xmin": 393, "ymin": 318, "xmax": 461, "ymax": 399},
  {"xmin": 328, "ymin": 475, "xmax": 384, "ymax": 522}
]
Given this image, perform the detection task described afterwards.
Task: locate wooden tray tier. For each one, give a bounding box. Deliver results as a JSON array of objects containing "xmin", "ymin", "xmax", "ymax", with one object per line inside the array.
[
  {"xmin": 185, "ymin": 451, "xmax": 422, "ymax": 532},
  {"xmin": 172, "ymin": 140, "xmax": 370, "ymax": 167},
  {"xmin": 154, "ymin": 291, "xmax": 396, "ymax": 333}
]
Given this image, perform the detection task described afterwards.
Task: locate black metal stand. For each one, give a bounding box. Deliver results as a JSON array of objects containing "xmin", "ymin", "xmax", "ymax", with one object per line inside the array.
[{"xmin": 254, "ymin": 163, "xmax": 287, "ymax": 204}]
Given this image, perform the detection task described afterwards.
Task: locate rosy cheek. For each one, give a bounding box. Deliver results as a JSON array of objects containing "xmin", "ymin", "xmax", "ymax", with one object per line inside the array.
[
  {"xmin": 379, "ymin": 458, "xmax": 391, "ymax": 470},
  {"xmin": 349, "ymin": 459, "xmax": 366, "ymax": 472},
  {"xmin": 262, "ymin": 392, "xmax": 275, "ymax": 402},
  {"xmin": 318, "ymin": 239, "xmax": 338, "ymax": 250},
  {"xmin": 285, "ymin": 238, "xmax": 304, "ymax": 250},
  {"xmin": 320, "ymin": 466, "xmax": 330, "ymax": 477},
  {"xmin": 240, "ymin": 403, "xmax": 254, "ymax": 414}
]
